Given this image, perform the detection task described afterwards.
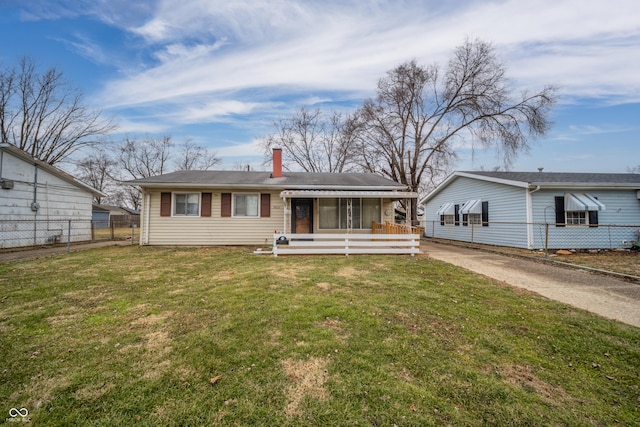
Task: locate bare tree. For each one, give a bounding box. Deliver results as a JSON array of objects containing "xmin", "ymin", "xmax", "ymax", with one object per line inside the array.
[
  {"xmin": 355, "ymin": 39, "xmax": 557, "ymax": 222},
  {"xmin": 173, "ymin": 138, "xmax": 221, "ymax": 171},
  {"xmin": 627, "ymin": 165, "xmax": 640, "ymax": 174},
  {"xmin": 74, "ymin": 150, "xmax": 116, "ymax": 204},
  {"xmin": 117, "ymin": 135, "xmax": 174, "ymax": 179},
  {"xmin": 0, "ymin": 57, "xmax": 116, "ymax": 165},
  {"xmin": 113, "ymin": 135, "xmax": 222, "ymax": 210},
  {"xmin": 261, "ymin": 106, "xmax": 359, "ymax": 172},
  {"xmin": 114, "ymin": 136, "xmax": 174, "ymax": 210}
]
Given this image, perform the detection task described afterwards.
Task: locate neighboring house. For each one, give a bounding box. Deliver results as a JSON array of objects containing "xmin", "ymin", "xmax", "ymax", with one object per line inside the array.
[
  {"xmin": 92, "ymin": 205, "xmax": 111, "ymax": 229},
  {"xmin": 92, "ymin": 204, "xmax": 141, "ymax": 228},
  {"xmin": 0, "ymin": 143, "xmax": 105, "ymax": 248},
  {"xmin": 125, "ymin": 149, "xmax": 417, "ymax": 246},
  {"xmin": 422, "ymin": 171, "xmax": 640, "ymax": 250}
]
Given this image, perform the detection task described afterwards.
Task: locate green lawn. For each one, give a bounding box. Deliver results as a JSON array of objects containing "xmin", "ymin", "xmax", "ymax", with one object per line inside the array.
[{"xmin": 0, "ymin": 247, "xmax": 638, "ymax": 426}]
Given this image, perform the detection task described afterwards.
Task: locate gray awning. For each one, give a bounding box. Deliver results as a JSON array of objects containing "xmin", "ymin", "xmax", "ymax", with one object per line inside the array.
[
  {"xmin": 460, "ymin": 199, "xmax": 482, "ymax": 214},
  {"xmin": 436, "ymin": 202, "xmax": 455, "ymax": 216},
  {"xmin": 280, "ymin": 190, "xmax": 417, "ymax": 199},
  {"xmin": 565, "ymin": 193, "xmax": 606, "ymax": 211}
]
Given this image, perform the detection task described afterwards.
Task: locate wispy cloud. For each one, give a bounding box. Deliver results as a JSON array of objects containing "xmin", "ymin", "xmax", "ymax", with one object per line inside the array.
[{"xmin": 22, "ymin": 1, "xmax": 639, "ymax": 137}]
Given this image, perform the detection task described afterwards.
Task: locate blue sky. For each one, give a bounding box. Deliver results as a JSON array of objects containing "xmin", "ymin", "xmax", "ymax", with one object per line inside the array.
[{"xmin": 1, "ymin": 0, "xmax": 638, "ymax": 173}]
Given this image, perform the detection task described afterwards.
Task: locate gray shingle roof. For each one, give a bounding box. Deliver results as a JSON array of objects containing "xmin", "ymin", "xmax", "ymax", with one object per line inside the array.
[
  {"xmin": 461, "ymin": 171, "xmax": 640, "ymax": 185},
  {"xmin": 125, "ymin": 170, "xmax": 407, "ymax": 190}
]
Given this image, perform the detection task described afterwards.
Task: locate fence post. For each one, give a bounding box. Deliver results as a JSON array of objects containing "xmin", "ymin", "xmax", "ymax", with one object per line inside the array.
[
  {"xmin": 544, "ymin": 223, "xmax": 549, "ymax": 258},
  {"xmin": 111, "ymin": 221, "xmax": 115, "ymax": 240},
  {"xmin": 67, "ymin": 220, "xmax": 71, "ymax": 253},
  {"xmin": 131, "ymin": 224, "xmax": 135, "ymax": 245},
  {"xmin": 91, "ymin": 220, "xmax": 95, "ymax": 241}
]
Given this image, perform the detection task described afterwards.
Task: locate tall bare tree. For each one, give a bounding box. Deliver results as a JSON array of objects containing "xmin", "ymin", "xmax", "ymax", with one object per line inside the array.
[
  {"xmin": 173, "ymin": 138, "xmax": 221, "ymax": 171},
  {"xmin": 117, "ymin": 135, "xmax": 173, "ymax": 179},
  {"xmin": 0, "ymin": 57, "xmax": 115, "ymax": 165},
  {"xmin": 355, "ymin": 39, "xmax": 557, "ymax": 222},
  {"xmin": 75, "ymin": 150, "xmax": 116, "ymax": 204},
  {"xmin": 261, "ymin": 106, "xmax": 359, "ymax": 172},
  {"xmin": 114, "ymin": 135, "xmax": 222, "ymax": 210}
]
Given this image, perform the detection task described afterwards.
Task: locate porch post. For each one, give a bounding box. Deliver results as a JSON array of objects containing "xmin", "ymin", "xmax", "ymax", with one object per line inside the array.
[{"xmin": 281, "ymin": 196, "xmax": 288, "ymax": 233}]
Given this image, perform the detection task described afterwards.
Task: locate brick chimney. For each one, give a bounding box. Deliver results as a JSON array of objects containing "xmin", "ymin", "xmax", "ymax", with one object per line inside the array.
[{"xmin": 272, "ymin": 148, "xmax": 282, "ymax": 178}]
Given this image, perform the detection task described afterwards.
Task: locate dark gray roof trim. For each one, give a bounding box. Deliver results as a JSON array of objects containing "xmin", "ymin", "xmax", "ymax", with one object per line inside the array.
[
  {"xmin": 422, "ymin": 170, "xmax": 640, "ymax": 204},
  {"xmin": 125, "ymin": 170, "xmax": 407, "ymax": 191},
  {"xmin": 461, "ymin": 171, "xmax": 640, "ymax": 185}
]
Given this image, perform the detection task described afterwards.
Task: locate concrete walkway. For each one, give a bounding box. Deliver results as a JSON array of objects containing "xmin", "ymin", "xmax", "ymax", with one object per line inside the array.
[{"xmin": 422, "ymin": 240, "xmax": 640, "ymax": 328}]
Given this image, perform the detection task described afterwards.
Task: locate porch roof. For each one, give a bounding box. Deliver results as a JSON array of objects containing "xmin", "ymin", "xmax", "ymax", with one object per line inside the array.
[{"xmin": 279, "ymin": 190, "xmax": 418, "ymax": 199}]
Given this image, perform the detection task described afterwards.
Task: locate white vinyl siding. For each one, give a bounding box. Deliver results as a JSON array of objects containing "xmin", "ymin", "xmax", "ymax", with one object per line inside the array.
[
  {"xmin": 0, "ymin": 150, "xmax": 94, "ymax": 248},
  {"xmin": 143, "ymin": 190, "xmax": 282, "ymax": 245},
  {"xmin": 530, "ymin": 189, "xmax": 640, "ymax": 249},
  {"xmin": 424, "ymin": 176, "xmax": 528, "ymax": 248}
]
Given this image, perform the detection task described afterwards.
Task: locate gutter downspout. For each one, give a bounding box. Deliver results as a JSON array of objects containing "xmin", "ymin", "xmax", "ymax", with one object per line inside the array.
[
  {"xmin": 144, "ymin": 191, "xmax": 150, "ymax": 245},
  {"xmin": 526, "ymin": 185, "xmax": 541, "ymax": 249},
  {"xmin": 32, "ymin": 164, "xmax": 39, "ymax": 245}
]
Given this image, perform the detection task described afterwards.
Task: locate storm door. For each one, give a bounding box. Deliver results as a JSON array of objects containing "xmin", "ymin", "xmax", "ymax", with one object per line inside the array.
[{"xmin": 292, "ymin": 199, "xmax": 314, "ymax": 234}]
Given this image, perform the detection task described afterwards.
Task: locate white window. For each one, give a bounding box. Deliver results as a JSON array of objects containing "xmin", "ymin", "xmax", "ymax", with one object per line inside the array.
[
  {"xmin": 469, "ymin": 213, "xmax": 482, "ymax": 225},
  {"xmin": 174, "ymin": 193, "xmax": 200, "ymax": 216},
  {"xmin": 444, "ymin": 215, "xmax": 455, "ymax": 225},
  {"xmin": 566, "ymin": 211, "xmax": 587, "ymax": 225},
  {"xmin": 233, "ymin": 194, "xmax": 259, "ymax": 217}
]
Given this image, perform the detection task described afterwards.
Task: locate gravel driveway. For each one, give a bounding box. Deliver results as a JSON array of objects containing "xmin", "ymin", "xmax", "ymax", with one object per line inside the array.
[{"xmin": 422, "ymin": 240, "xmax": 640, "ymax": 328}]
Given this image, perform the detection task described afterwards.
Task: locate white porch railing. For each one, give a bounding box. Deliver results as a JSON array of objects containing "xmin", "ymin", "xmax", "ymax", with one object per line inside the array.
[{"xmin": 272, "ymin": 233, "xmax": 421, "ymax": 256}]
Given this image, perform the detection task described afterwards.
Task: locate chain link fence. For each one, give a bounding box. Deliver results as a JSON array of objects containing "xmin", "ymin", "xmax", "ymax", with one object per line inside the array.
[
  {"xmin": 0, "ymin": 219, "xmax": 138, "ymax": 262},
  {"xmin": 422, "ymin": 220, "xmax": 640, "ymax": 252}
]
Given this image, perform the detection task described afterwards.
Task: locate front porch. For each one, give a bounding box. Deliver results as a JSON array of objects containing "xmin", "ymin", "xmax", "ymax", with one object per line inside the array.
[
  {"xmin": 271, "ymin": 221, "xmax": 421, "ymax": 256},
  {"xmin": 271, "ymin": 190, "xmax": 419, "ymax": 255}
]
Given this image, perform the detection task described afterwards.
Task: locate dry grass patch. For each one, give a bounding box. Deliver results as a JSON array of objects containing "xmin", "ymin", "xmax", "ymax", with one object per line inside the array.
[
  {"xmin": 282, "ymin": 357, "xmax": 330, "ymax": 418},
  {"xmin": 498, "ymin": 364, "xmax": 571, "ymax": 404},
  {"xmin": 335, "ymin": 266, "xmax": 359, "ymax": 279},
  {"xmin": 74, "ymin": 382, "xmax": 115, "ymax": 401},
  {"xmin": 13, "ymin": 374, "xmax": 72, "ymax": 410},
  {"xmin": 316, "ymin": 282, "xmax": 332, "ymax": 291},
  {"xmin": 130, "ymin": 312, "xmax": 172, "ymax": 327}
]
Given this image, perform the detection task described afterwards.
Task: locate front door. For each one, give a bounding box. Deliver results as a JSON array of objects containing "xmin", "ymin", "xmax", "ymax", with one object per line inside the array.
[{"xmin": 292, "ymin": 199, "xmax": 313, "ymax": 234}]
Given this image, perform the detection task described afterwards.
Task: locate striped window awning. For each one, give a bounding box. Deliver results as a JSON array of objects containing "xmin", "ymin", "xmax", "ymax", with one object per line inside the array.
[
  {"xmin": 460, "ymin": 199, "xmax": 482, "ymax": 214},
  {"xmin": 565, "ymin": 193, "xmax": 606, "ymax": 211},
  {"xmin": 436, "ymin": 202, "xmax": 455, "ymax": 216}
]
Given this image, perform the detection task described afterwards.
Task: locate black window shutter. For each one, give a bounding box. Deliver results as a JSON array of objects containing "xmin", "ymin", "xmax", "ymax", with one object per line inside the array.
[
  {"xmin": 481, "ymin": 201, "xmax": 489, "ymax": 227},
  {"xmin": 454, "ymin": 204, "xmax": 460, "ymax": 226},
  {"xmin": 462, "ymin": 213, "xmax": 468, "ymax": 226},
  {"xmin": 440, "ymin": 215, "xmax": 444, "ymax": 226},
  {"xmin": 554, "ymin": 196, "xmax": 565, "ymax": 227},
  {"xmin": 588, "ymin": 210, "xmax": 599, "ymax": 228}
]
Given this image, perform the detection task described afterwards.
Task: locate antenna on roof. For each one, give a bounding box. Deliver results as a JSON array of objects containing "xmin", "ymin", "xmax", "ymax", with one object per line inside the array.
[{"xmin": 537, "ymin": 167, "xmax": 544, "ymax": 173}]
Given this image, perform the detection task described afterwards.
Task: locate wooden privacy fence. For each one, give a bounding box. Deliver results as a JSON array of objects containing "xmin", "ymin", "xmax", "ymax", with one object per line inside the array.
[
  {"xmin": 372, "ymin": 221, "xmax": 422, "ymax": 235},
  {"xmin": 272, "ymin": 233, "xmax": 421, "ymax": 256}
]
